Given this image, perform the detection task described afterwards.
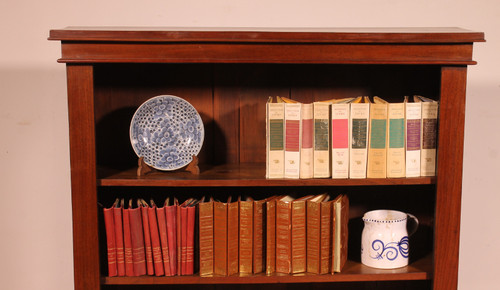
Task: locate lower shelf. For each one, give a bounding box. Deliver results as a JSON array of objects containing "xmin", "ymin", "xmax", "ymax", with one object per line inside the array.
[{"xmin": 102, "ymin": 256, "xmax": 432, "ymax": 285}]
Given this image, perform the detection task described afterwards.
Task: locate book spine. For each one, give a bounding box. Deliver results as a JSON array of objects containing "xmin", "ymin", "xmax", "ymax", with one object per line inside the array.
[
  {"xmin": 406, "ymin": 102, "xmax": 422, "ymax": 177},
  {"xmin": 198, "ymin": 201, "xmax": 214, "ymax": 276},
  {"xmin": 276, "ymin": 200, "xmax": 292, "ymax": 274},
  {"xmin": 331, "ymin": 103, "xmax": 350, "ymax": 179},
  {"xmin": 165, "ymin": 205, "xmax": 177, "ymax": 275},
  {"xmin": 140, "ymin": 205, "xmax": 154, "ymax": 275},
  {"xmin": 180, "ymin": 206, "xmax": 188, "ymax": 275},
  {"xmin": 339, "ymin": 195, "xmax": 350, "ymax": 272},
  {"xmin": 147, "ymin": 206, "xmax": 165, "ymax": 276},
  {"xmin": 267, "ymin": 103, "xmax": 285, "ymax": 178},
  {"xmin": 300, "ymin": 103, "xmax": 314, "ymax": 179},
  {"xmin": 227, "ymin": 201, "xmax": 239, "ymax": 276},
  {"xmin": 253, "ymin": 199, "xmax": 265, "ymax": 274},
  {"xmin": 113, "ymin": 205, "xmax": 125, "ymax": 276},
  {"xmin": 319, "ymin": 201, "xmax": 332, "ymax": 274},
  {"xmin": 265, "ymin": 199, "xmax": 277, "ymax": 274},
  {"xmin": 213, "ymin": 201, "xmax": 228, "ymax": 276},
  {"xmin": 176, "ymin": 204, "xmax": 182, "ymax": 275},
  {"xmin": 349, "ymin": 103, "xmax": 370, "ymax": 178},
  {"xmin": 186, "ymin": 206, "xmax": 196, "ymax": 275},
  {"xmin": 421, "ymin": 102, "xmax": 438, "ymax": 176},
  {"xmin": 284, "ymin": 103, "xmax": 302, "ymax": 179},
  {"xmin": 367, "ymin": 103, "xmax": 388, "ymax": 178},
  {"xmin": 387, "ymin": 103, "xmax": 406, "ymax": 178},
  {"xmin": 239, "ymin": 200, "xmax": 253, "ymax": 274},
  {"xmin": 156, "ymin": 206, "xmax": 171, "ymax": 276},
  {"xmin": 122, "ymin": 207, "xmax": 135, "ymax": 276},
  {"xmin": 103, "ymin": 207, "xmax": 118, "ymax": 277},
  {"xmin": 129, "ymin": 207, "xmax": 147, "ymax": 276},
  {"xmin": 291, "ymin": 200, "xmax": 307, "ymax": 273},
  {"xmin": 313, "ymin": 102, "xmax": 331, "ymax": 178},
  {"xmin": 306, "ymin": 201, "xmax": 321, "ymax": 274}
]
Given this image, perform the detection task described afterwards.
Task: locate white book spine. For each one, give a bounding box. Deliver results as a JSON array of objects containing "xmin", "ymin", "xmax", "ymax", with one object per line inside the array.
[
  {"xmin": 313, "ymin": 102, "xmax": 331, "ymax": 178},
  {"xmin": 300, "ymin": 103, "xmax": 314, "ymax": 179},
  {"xmin": 420, "ymin": 102, "xmax": 438, "ymax": 176},
  {"xmin": 405, "ymin": 102, "xmax": 422, "ymax": 177},
  {"xmin": 349, "ymin": 103, "xmax": 370, "ymax": 179},
  {"xmin": 266, "ymin": 102, "xmax": 285, "ymax": 178},
  {"xmin": 331, "ymin": 103, "xmax": 350, "ymax": 179},
  {"xmin": 284, "ymin": 103, "xmax": 302, "ymax": 179}
]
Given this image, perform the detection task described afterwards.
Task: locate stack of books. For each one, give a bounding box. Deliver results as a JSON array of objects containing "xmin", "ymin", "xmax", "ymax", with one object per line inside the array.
[{"xmin": 266, "ymin": 96, "xmax": 439, "ymax": 179}]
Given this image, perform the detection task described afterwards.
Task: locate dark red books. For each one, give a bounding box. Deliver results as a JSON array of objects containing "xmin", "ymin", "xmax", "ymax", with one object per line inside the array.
[
  {"xmin": 103, "ymin": 199, "xmax": 118, "ymax": 277},
  {"xmin": 165, "ymin": 198, "xmax": 177, "ymax": 275},
  {"xmin": 157, "ymin": 198, "xmax": 172, "ymax": 276},
  {"xmin": 146, "ymin": 199, "xmax": 165, "ymax": 276},
  {"xmin": 139, "ymin": 200, "xmax": 154, "ymax": 275},
  {"xmin": 113, "ymin": 198, "xmax": 125, "ymax": 276},
  {"xmin": 122, "ymin": 199, "xmax": 134, "ymax": 276},
  {"xmin": 129, "ymin": 199, "xmax": 147, "ymax": 276}
]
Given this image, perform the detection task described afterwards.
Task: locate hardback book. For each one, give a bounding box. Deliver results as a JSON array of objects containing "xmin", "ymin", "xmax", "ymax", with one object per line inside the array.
[
  {"xmin": 139, "ymin": 199, "xmax": 154, "ymax": 275},
  {"xmin": 113, "ymin": 198, "xmax": 125, "ymax": 276},
  {"xmin": 284, "ymin": 102, "xmax": 302, "ymax": 179},
  {"xmin": 156, "ymin": 198, "xmax": 172, "ymax": 276},
  {"xmin": 291, "ymin": 195, "xmax": 315, "ymax": 273},
  {"xmin": 129, "ymin": 199, "xmax": 147, "ymax": 276},
  {"xmin": 144, "ymin": 199, "xmax": 164, "ymax": 276},
  {"xmin": 367, "ymin": 97, "xmax": 388, "ymax": 178},
  {"xmin": 253, "ymin": 196, "xmax": 275, "ymax": 274},
  {"xmin": 276, "ymin": 195, "xmax": 295, "ymax": 274},
  {"xmin": 122, "ymin": 199, "xmax": 135, "ymax": 276},
  {"xmin": 405, "ymin": 96, "xmax": 422, "ymax": 177},
  {"xmin": 331, "ymin": 102, "xmax": 351, "ymax": 179},
  {"xmin": 415, "ymin": 95, "xmax": 439, "ymax": 177},
  {"xmin": 165, "ymin": 198, "xmax": 177, "ymax": 275},
  {"xmin": 186, "ymin": 199, "xmax": 199, "ymax": 275},
  {"xmin": 265, "ymin": 196, "xmax": 280, "ymax": 274},
  {"xmin": 332, "ymin": 195, "xmax": 349, "ymax": 273},
  {"xmin": 266, "ymin": 97, "xmax": 285, "ymax": 179},
  {"xmin": 177, "ymin": 198, "xmax": 193, "ymax": 275},
  {"xmin": 198, "ymin": 197, "xmax": 214, "ymax": 276},
  {"xmin": 239, "ymin": 197, "xmax": 254, "ymax": 274},
  {"xmin": 387, "ymin": 99, "xmax": 406, "ymax": 178},
  {"xmin": 300, "ymin": 103, "xmax": 314, "ymax": 179},
  {"xmin": 349, "ymin": 96, "xmax": 370, "ymax": 178},
  {"xmin": 313, "ymin": 102, "xmax": 331, "ymax": 178},
  {"xmin": 319, "ymin": 197, "xmax": 333, "ymax": 274},
  {"xmin": 227, "ymin": 198, "xmax": 239, "ymax": 276},
  {"xmin": 103, "ymin": 199, "xmax": 118, "ymax": 277},
  {"xmin": 213, "ymin": 198, "xmax": 229, "ymax": 276},
  {"xmin": 305, "ymin": 194, "xmax": 329, "ymax": 274}
]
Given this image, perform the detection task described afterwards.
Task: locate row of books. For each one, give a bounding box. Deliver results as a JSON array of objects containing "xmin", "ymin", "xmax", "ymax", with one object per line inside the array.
[
  {"xmin": 266, "ymin": 95, "xmax": 439, "ymax": 179},
  {"xmin": 103, "ymin": 198, "xmax": 198, "ymax": 277}
]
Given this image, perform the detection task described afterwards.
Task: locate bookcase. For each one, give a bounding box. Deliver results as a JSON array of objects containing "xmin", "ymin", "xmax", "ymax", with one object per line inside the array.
[{"xmin": 49, "ymin": 27, "xmax": 484, "ymax": 290}]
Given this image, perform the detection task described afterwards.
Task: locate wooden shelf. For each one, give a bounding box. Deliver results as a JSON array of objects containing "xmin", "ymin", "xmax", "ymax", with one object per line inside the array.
[
  {"xmin": 98, "ymin": 163, "xmax": 436, "ymax": 187},
  {"xmin": 102, "ymin": 256, "xmax": 431, "ymax": 284}
]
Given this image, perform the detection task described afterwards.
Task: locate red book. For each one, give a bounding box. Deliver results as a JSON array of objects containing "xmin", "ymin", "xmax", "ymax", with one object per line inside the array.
[
  {"xmin": 181, "ymin": 202, "xmax": 189, "ymax": 275},
  {"xmin": 157, "ymin": 198, "xmax": 172, "ymax": 276},
  {"xmin": 186, "ymin": 200, "xmax": 198, "ymax": 275},
  {"xmin": 147, "ymin": 200, "xmax": 165, "ymax": 276},
  {"xmin": 129, "ymin": 200, "xmax": 147, "ymax": 276},
  {"xmin": 103, "ymin": 200, "xmax": 118, "ymax": 277},
  {"xmin": 113, "ymin": 199, "xmax": 125, "ymax": 276},
  {"xmin": 175, "ymin": 198, "xmax": 182, "ymax": 275},
  {"xmin": 165, "ymin": 199, "xmax": 177, "ymax": 275},
  {"xmin": 139, "ymin": 200, "xmax": 154, "ymax": 275},
  {"xmin": 122, "ymin": 199, "xmax": 134, "ymax": 276}
]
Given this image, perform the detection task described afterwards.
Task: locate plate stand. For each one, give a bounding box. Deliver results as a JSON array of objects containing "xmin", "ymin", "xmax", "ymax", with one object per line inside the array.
[{"xmin": 137, "ymin": 155, "xmax": 200, "ymax": 176}]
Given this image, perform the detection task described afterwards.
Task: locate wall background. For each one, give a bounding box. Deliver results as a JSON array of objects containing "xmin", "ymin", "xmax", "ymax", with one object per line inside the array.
[{"xmin": 1, "ymin": 1, "xmax": 498, "ymax": 289}]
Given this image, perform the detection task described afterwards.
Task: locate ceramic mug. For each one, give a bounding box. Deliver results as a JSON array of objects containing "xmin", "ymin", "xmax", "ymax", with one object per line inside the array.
[{"xmin": 361, "ymin": 209, "xmax": 419, "ymax": 269}]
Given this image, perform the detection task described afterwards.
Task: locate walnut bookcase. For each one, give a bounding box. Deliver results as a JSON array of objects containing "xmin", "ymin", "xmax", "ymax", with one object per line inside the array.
[{"xmin": 49, "ymin": 27, "xmax": 484, "ymax": 290}]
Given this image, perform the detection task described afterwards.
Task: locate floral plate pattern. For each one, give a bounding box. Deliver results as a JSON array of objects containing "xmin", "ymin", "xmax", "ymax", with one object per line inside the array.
[{"xmin": 130, "ymin": 95, "xmax": 204, "ymax": 171}]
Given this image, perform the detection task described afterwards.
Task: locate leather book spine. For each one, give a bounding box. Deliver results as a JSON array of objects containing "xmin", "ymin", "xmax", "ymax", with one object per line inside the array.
[
  {"xmin": 103, "ymin": 206, "xmax": 117, "ymax": 277},
  {"xmin": 199, "ymin": 200, "xmax": 214, "ymax": 276},
  {"xmin": 156, "ymin": 206, "xmax": 171, "ymax": 276},
  {"xmin": 339, "ymin": 195, "xmax": 350, "ymax": 272},
  {"xmin": 239, "ymin": 200, "xmax": 253, "ymax": 274},
  {"xmin": 180, "ymin": 205, "xmax": 188, "ymax": 275},
  {"xmin": 176, "ymin": 203, "xmax": 182, "ymax": 275},
  {"xmin": 129, "ymin": 207, "xmax": 146, "ymax": 276},
  {"xmin": 213, "ymin": 201, "xmax": 228, "ymax": 276},
  {"xmin": 122, "ymin": 205, "xmax": 135, "ymax": 276},
  {"xmin": 276, "ymin": 200, "xmax": 292, "ymax": 274},
  {"xmin": 253, "ymin": 199, "xmax": 266, "ymax": 274},
  {"xmin": 140, "ymin": 204, "xmax": 154, "ymax": 275},
  {"xmin": 291, "ymin": 199, "xmax": 307, "ymax": 273},
  {"xmin": 165, "ymin": 205, "xmax": 177, "ymax": 275},
  {"xmin": 320, "ymin": 200, "xmax": 333, "ymax": 274},
  {"xmin": 265, "ymin": 199, "xmax": 277, "ymax": 274},
  {"xmin": 227, "ymin": 200, "xmax": 239, "ymax": 276},
  {"xmin": 186, "ymin": 205, "xmax": 196, "ymax": 275},
  {"xmin": 148, "ymin": 206, "xmax": 165, "ymax": 276},
  {"xmin": 306, "ymin": 200, "xmax": 321, "ymax": 274},
  {"xmin": 113, "ymin": 204, "xmax": 125, "ymax": 276}
]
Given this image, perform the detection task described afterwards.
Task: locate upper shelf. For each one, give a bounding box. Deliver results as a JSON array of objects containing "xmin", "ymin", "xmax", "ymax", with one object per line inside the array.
[{"xmin": 98, "ymin": 163, "xmax": 436, "ymax": 187}]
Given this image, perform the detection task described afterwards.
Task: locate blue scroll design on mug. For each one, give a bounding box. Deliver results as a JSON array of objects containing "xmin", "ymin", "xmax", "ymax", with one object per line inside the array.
[{"xmin": 371, "ymin": 236, "xmax": 409, "ymax": 261}]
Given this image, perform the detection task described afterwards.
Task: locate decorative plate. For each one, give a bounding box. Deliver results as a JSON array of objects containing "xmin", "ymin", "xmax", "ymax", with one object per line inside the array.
[{"xmin": 130, "ymin": 95, "xmax": 204, "ymax": 171}]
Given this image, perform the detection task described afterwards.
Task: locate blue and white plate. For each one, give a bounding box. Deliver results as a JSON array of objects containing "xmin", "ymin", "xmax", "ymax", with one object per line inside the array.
[{"xmin": 130, "ymin": 95, "xmax": 204, "ymax": 171}]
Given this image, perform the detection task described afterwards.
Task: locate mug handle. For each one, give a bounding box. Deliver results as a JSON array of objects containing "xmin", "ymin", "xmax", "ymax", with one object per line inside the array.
[{"xmin": 407, "ymin": 213, "xmax": 419, "ymax": 237}]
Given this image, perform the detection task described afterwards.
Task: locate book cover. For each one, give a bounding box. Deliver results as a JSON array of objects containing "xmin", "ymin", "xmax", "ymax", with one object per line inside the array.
[
  {"xmin": 319, "ymin": 198, "xmax": 333, "ymax": 274},
  {"xmin": 165, "ymin": 198, "xmax": 177, "ymax": 275},
  {"xmin": 198, "ymin": 197, "xmax": 214, "ymax": 276},
  {"xmin": 265, "ymin": 196, "xmax": 278, "ymax": 274},
  {"xmin": 300, "ymin": 103, "xmax": 314, "ymax": 179},
  {"xmin": 387, "ymin": 100, "xmax": 406, "ymax": 178},
  {"xmin": 214, "ymin": 199, "xmax": 228, "ymax": 276},
  {"xmin": 291, "ymin": 195, "xmax": 314, "ymax": 273},
  {"xmin": 276, "ymin": 196, "xmax": 295, "ymax": 274},
  {"xmin": 227, "ymin": 198, "xmax": 239, "ymax": 276},
  {"xmin": 139, "ymin": 200, "xmax": 154, "ymax": 275},
  {"xmin": 284, "ymin": 103, "xmax": 302, "ymax": 179},
  {"xmin": 186, "ymin": 200, "xmax": 198, "ymax": 275},
  {"xmin": 266, "ymin": 97, "xmax": 285, "ymax": 179},
  {"xmin": 129, "ymin": 199, "xmax": 147, "ymax": 276},
  {"xmin": 331, "ymin": 102, "xmax": 350, "ymax": 179},
  {"xmin": 113, "ymin": 198, "xmax": 125, "ymax": 276},
  {"xmin": 103, "ymin": 199, "xmax": 118, "ymax": 277},
  {"xmin": 122, "ymin": 199, "xmax": 135, "ymax": 276},
  {"xmin": 313, "ymin": 102, "xmax": 331, "ymax": 178},
  {"xmin": 415, "ymin": 95, "xmax": 439, "ymax": 177},
  {"xmin": 367, "ymin": 97, "xmax": 388, "ymax": 178},
  {"xmin": 145, "ymin": 200, "xmax": 164, "ymax": 276},
  {"xmin": 349, "ymin": 97, "xmax": 370, "ymax": 178},
  {"xmin": 405, "ymin": 96, "xmax": 422, "ymax": 177},
  {"xmin": 332, "ymin": 195, "xmax": 349, "ymax": 273},
  {"xmin": 239, "ymin": 197, "xmax": 253, "ymax": 274},
  {"xmin": 156, "ymin": 198, "xmax": 172, "ymax": 276},
  {"xmin": 180, "ymin": 200, "xmax": 190, "ymax": 275},
  {"xmin": 305, "ymin": 194, "xmax": 329, "ymax": 274}
]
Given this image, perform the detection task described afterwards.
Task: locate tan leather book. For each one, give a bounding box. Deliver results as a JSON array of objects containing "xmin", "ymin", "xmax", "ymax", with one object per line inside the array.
[
  {"xmin": 227, "ymin": 198, "xmax": 239, "ymax": 276},
  {"xmin": 276, "ymin": 196, "xmax": 295, "ymax": 274},
  {"xmin": 198, "ymin": 197, "xmax": 214, "ymax": 276},
  {"xmin": 213, "ymin": 199, "xmax": 228, "ymax": 276},
  {"xmin": 319, "ymin": 198, "xmax": 333, "ymax": 274},
  {"xmin": 306, "ymin": 194, "xmax": 329, "ymax": 274},
  {"xmin": 332, "ymin": 195, "xmax": 350, "ymax": 273},
  {"xmin": 265, "ymin": 196, "xmax": 281, "ymax": 274},
  {"xmin": 239, "ymin": 197, "xmax": 253, "ymax": 274},
  {"xmin": 252, "ymin": 198, "xmax": 266, "ymax": 274},
  {"xmin": 291, "ymin": 195, "xmax": 315, "ymax": 273}
]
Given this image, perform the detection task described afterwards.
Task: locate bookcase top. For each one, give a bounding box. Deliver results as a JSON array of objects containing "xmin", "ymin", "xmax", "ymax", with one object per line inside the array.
[{"xmin": 49, "ymin": 27, "xmax": 485, "ymax": 43}]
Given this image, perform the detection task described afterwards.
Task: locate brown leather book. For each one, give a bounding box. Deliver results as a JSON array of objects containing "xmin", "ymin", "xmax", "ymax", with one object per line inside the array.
[
  {"xmin": 332, "ymin": 194, "xmax": 350, "ymax": 273},
  {"xmin": 320, "ymin": 198, "xmax": 333, "ymax": 274},
  {"xmin": 198, "ymin": 197, "xmax": 214, "ymax": 276},
  {"xmin": 276, "ymin": 195, "xmax": 295, "ymax": 274},
  {"xmin": 239, "ymin": 197, "xmax": 253, "ymax": 274},
  {"xmin": 227, "ymin": 198, "xmax": 239, "ymax": 276},
  {"xmin": 306, "ymin": 194, "xmax": 329, "ymax": 274},
  {"xmin": 265, "ymin": 196, "xmax": 279, "ymax": 274},
  {"xmin": 291, "ymin": 195, "xmax": 314, "ymax": 274},
  {"xmin": 113, "ymin": 198, "xmax": 125, "ymax": 276},
  {"xmin": 103, "ymin": 199, "xmax": 118, "ymax": 277},
  {"xmin": 213, "ymin": 198, "xmax": 228, "ymax": 276},
  {"xmin": 252, "ymin": 197, "xmax": 267, "ymax": 274}
]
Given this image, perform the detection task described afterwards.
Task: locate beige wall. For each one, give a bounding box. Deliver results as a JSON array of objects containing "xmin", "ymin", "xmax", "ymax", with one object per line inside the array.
[{"xmin": 1, "ymin": 1, "xmax": 498, "ymax": 289}]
